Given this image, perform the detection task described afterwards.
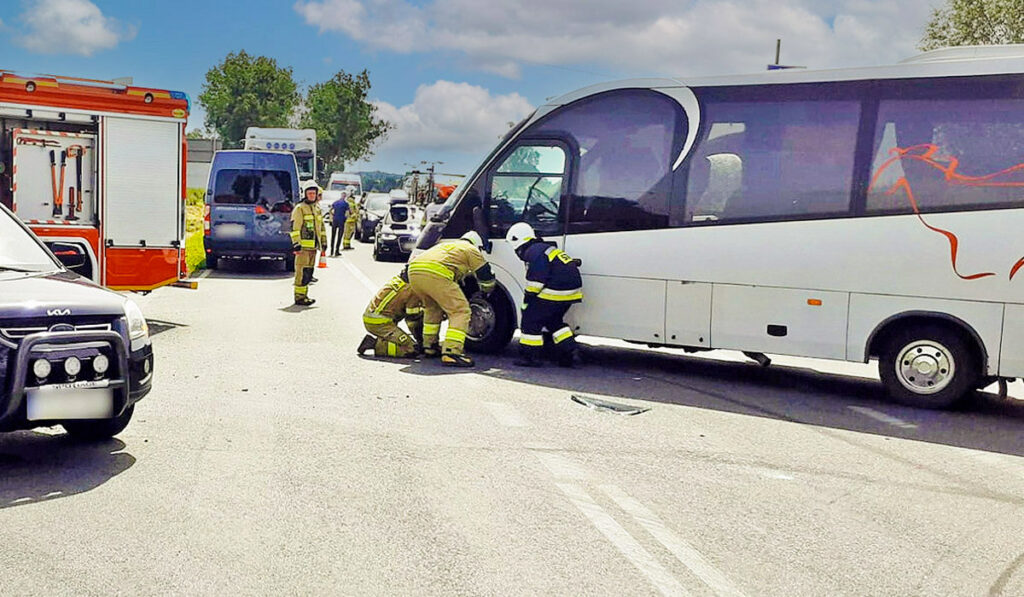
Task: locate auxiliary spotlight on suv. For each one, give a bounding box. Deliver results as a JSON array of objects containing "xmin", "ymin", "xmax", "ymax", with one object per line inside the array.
[{"xmin": 0, "ymin": 203, "xmax": 152, "ymax": 440}]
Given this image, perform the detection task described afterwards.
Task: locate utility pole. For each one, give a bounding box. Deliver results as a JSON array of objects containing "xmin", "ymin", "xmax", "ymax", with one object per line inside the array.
[{"xmin": 775, "ymin": 39, "xmax": 781, "ymax": 66}]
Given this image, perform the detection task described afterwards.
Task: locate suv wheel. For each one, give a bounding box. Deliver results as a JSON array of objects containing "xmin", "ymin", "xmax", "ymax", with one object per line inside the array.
[{"xmin": 63, "ymin": 405, "xmax": 135, "ymax": 441}]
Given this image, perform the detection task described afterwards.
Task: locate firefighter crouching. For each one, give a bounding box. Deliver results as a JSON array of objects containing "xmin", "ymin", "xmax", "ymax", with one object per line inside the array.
[
  {"xmin": 358, "ymin": 274, "xmax": 424, "ymax": 358},
  {"xmin": 291, "ymin": 181, "xmax": 327, "ymax": 306},
  {"xmin": 407, "ymin": 231, "xmax": 495, "ymax": 367},
  {"xmin": 506, "ymin": 222, "xmax": 583, "ymax": 367}
]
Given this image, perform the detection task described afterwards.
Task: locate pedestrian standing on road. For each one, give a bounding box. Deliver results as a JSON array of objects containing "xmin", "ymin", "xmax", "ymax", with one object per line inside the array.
[
  {"xmin": 506, "ymin": 222, "xmax": 583, "ymax": 367},
  {"xmin": 329, "ymin": 190, "xmax": 349, "ymax": 257},
  {"xmin": 407, "ymin": 231, "xmax": 495, "ymax": 367},
  {"xmin": 358, "ymin": 273, "xmax": 424, "ymax": 358},
  {"xmin": 342, "ymin": 185, "xmax": 359, "ymax": 250},
  {"xmin": 290, "ymin": 181, "xmax": 327, "ymax": 307}
]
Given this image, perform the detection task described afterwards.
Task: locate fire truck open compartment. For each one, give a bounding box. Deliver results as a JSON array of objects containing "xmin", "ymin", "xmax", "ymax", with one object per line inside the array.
[{"xmin": 0, "ymin": 69, "xmax": 189, "ymax": 291}]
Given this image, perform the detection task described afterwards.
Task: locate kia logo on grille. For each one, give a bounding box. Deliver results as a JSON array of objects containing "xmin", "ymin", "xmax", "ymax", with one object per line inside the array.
[{"xmin": 46, "ymin": 308, "xmax": 71, "ymax": 316}]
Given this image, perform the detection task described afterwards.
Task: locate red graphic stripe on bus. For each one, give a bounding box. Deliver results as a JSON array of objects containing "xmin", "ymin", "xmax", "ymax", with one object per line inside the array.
[{"xmin": 868, "ymin": 144, "xmax": 1024, "ymax": 281}]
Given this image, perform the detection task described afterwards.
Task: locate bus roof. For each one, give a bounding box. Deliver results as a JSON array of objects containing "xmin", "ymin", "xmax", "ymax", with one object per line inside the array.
[
  {"xmin": 542, "ymin": 45, "xmax": 1024, "ymax": 107},
  {"xmin": 244, "ymin": 127, "xmax": 316, "ymax": 141}
]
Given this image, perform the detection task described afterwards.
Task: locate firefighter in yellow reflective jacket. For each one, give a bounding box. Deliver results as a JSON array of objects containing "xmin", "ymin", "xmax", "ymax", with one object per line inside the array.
[
  {"xmin": 290, "ymin": 181, "xmax": 327, "ymax": 306},
  {"xmin": 342, "ymin": 185, "xmax": 359, "ymax": 250},
  {"xmin": 407, "ymin": 231, "xmax": 495, "ymax": 367},
  {"xmin": 357, "ymin": 274, "xmax": 424, "ymax": 358}
]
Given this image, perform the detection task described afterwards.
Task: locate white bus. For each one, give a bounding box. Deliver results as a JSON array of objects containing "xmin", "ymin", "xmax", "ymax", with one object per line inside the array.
[
  {"xmin": 417, "ymin": 45, "xmax": 1024, "ymax": 409},
  {"xmin": 243, "ymin": 127, "xmax": 317, "ymax": 181}
]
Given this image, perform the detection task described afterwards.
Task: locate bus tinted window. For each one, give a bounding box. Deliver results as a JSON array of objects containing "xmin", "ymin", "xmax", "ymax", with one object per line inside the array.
[
  {"xmin": 529, "ymin": 90, "xmax": 683, "ymax": 234},
  {"xmin": 868, "ymin": 98, "xmax": 1024, "ymax": 214},
  {"xmin": 685, "ymin": 100, "xmax": 860, "ymax": 223}
]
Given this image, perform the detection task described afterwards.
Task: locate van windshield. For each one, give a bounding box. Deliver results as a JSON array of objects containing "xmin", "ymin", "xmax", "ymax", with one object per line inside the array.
[
  {"xmin": 0, "ymin": 209, "xmax": 58, "ymax": 272},
  {"xmin": 213, "ymin": 169, "xmax": 294, "ymax": 206}
]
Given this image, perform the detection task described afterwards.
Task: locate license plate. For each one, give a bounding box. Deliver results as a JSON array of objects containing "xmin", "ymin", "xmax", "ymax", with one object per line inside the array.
[
  {"xmin": 214, "ymin": 223, "xmax": 246, "ymax": 239},
  {"xmin": 26, "ymin": 383, "xmax": 113, "ymax": 421}
]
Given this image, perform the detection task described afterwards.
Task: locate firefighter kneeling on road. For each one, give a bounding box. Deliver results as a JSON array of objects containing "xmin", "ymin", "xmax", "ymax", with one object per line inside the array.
[
  {"xmin": 506, "ymin": 222, "xmax": 583, "ymax": 367},
  {"xmin": 357, "ymin": 274, "xmax": 424, "ymax": 358},
  {"xmin": 290, "ymin": 181, "xmax": 327, "ymax": 306},
  {"xmin": 407, "ymin": 231, "xmax": 495, "ymax": 367}
]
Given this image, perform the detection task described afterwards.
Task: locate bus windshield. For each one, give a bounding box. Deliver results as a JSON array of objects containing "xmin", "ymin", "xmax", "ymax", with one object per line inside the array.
[{"xmin": 0, "ymin": 208, "xmax": 59, "ymax": 272}]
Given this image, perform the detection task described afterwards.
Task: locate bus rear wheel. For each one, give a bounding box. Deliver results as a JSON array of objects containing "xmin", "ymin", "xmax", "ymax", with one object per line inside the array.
[{"xmin": 879, "ymin": 324, "xmax": 978, "ymax": 409}]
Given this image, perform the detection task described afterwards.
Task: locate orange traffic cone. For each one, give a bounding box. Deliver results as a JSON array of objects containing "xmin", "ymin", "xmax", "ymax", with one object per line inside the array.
[{"xmin": 317, "ymin": 251, "xmax": 328, "ymax": 269}]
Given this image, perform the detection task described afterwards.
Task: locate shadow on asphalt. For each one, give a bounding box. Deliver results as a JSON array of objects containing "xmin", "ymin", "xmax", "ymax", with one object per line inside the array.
[
  {"xmin": 206, "ymin": 259, "xmax": 292, "ymax": 280},
  {"xmin": 147, "ymin": 319, "xmax": 187, "ymax": 337},
  {"xmin": 468, "ymin": 341, "xmax": 1024, "ymax": 458},
  {"xmin": 0, "ymin": 433, "xmax": 134, "ymax": 509}
]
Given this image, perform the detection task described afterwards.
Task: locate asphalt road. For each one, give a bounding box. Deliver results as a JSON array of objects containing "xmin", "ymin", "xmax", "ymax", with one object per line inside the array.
[{"xmin": 2, "ymin": 244, "xmax": 1023, "ymax": 596}]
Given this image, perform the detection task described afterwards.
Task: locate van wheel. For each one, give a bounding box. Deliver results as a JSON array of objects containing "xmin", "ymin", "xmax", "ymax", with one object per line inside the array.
[
  {"xmin": 206, "ymin": 254, "xmax": 218, "ymax": 270},
  {"xmin": 63, "ymin": 405, "xmax": 134, "ymax": 441},
  {"xmin": 284, "ymin": 257, "xmax": 295, "ymax": 273},
  {"xmin": 878, "ymin": 324, "xmax": 978, "ymax": 409},
  {"xmin": 466, "ymin": 290, "xmax": 515, "ymax": 354},
  {"xmin": 373, "ymin": 242, "xmax": 381, "ymax": 261}
]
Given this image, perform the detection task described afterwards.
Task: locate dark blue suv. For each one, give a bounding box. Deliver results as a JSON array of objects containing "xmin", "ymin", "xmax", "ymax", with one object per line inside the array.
[{"xmin": 0, "ymin": 204, "xmax": 152, "ymax": 439}]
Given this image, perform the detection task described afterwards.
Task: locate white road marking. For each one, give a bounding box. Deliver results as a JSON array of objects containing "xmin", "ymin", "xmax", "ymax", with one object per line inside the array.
[
  {"xmin": 601, "ymin": 484, "xmax": 748, "ymax": 597},
  {"xmin": 556, "ymin": 483, "xmax": 691, "ymax": 597},
  {"xmin": 339, "ymin": 257, "xmax": 378, "ymax": 294},
  {"xmin": 190, "ymin": 268, "xmax": 211, "ymax": 280},
  {"xmin": 533, "ymin": 451, "xmax": 589, "ymax": 480},
  {"xmin": 848, "ymin": 406, "xmax": 918, "ymax": 429},
  {"xmin": 483, "ymin": 401, "xmax": 528, "ymax": 427}
]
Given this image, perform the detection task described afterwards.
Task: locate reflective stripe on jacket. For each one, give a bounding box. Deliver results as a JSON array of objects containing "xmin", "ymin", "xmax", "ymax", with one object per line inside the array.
[
  {"xmin": 409, "ymin": 239, "xmax": 488, "ymax": 284},
  {"xmin": 291, "ymin": 201, "xmax": 326, "ymax": 250},
  {"xmin": 521, "ymin": 240, "xmax": 583, "ymax": 303}
]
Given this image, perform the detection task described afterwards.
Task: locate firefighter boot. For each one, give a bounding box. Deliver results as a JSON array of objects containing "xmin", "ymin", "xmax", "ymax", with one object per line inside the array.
[
  {"xmin": 441, "ymin": 352, "xmax": 475, "ymax": 368},
  {"xmin": 422, "ymin": 344, "xmax": 441, "ymax": 358},
  {"xmin": 294, "ymin": 296, "xmax": 316, "ymax": 307},
  {"xmin": 357, "ymin": 334, "xmax": 376, "ymax": 355}
]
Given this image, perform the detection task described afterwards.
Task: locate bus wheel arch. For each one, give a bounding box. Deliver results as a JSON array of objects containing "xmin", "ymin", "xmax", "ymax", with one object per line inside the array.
[
  {"xmin": 868, "ymin": 313, "xmax": 985, "ymax": 409},
  {"xmin": 465, "ymin": 281, "xmax": 516, "ymax": 354}
]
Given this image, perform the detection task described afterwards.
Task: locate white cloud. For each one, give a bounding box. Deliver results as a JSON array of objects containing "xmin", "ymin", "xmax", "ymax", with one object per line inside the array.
[
  {"xmin": 15, "ymin": 0, "xmax": 136, "ymax": 56},
  {"xmin": 295, "ymin": 0, "xmax": 936, "ymax": 78},
  {"xmin": 372, "ymin": 80, "xmax": 534, "ymax": 153}
]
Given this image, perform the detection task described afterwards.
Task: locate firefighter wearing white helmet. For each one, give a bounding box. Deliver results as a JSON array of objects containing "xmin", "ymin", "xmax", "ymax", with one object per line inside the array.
[
  {"xmin": 290, "ymin": 181, "xmax": 327, "ymax": 306},
  {"xmin": 342, "ymin": 185, "xmax": 360, "ymax": 250},
  {"xmin": 406, "ymin": 230, "xmax": 495, "ymax": 367},
  {"xmin": 506, "ymin": 222, "xmax": 584, "ymax": 367}
]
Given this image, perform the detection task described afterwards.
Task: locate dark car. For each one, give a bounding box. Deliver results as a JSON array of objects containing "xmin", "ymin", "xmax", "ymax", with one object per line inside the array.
[
  {"xmin": 0, "ymin": 204, "xmax": 152, "ymax": 439},
  {"xmin": 203, "ymin": 150, "xmax": 300, "ymax": 271},
  {"xmin": 355, "ymin": 192, "xmax": 392, "ymax": 243},
  {"xmin": 373, "ymin": 204, "xmax": 423, "ymax": 262}
]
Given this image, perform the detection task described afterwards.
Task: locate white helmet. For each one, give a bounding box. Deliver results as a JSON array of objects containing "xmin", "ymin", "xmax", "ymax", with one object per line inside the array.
[
  {"xmin": 460, "ymin": 231, "xmax": 484, "ymax": 250},
  {"xmin": 505, "ymin": 222, "xmax": 535, "ymax": 251},
  {"xmin": 346, "ymin": 185, "xmax": 357, "ymax": 195}
]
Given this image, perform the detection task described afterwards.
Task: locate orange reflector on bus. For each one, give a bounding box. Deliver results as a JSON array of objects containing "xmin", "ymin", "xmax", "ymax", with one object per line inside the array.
[{"xmin": 807, "ymin": 298, "xmax": 822, "ymax": 306}]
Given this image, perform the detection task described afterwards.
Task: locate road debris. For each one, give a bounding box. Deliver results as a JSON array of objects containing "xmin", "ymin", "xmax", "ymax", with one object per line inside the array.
[{"xmin": 571, "ymin": 394, "xmax": 649, "ymax": 416}]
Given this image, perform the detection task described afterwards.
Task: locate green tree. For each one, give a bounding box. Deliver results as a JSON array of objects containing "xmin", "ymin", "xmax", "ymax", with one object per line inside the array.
[
  {"xmin": 920, "ymin": 0, "xmax": 1024, "ymax": 50},
  {"xmin": 185, "ymin": 129, "xmax": 207, "ymax": 139},
  {"xmin": 301, "ymin": 69, "xmax": 392, "ymax": 177},
  {"xmin": 198, "ymin": 51, "xmax": 300, "ymax": 147}
]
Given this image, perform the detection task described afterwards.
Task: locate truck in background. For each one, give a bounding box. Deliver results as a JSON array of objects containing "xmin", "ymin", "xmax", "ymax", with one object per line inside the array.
[
  {"xmin": 327, "ymin": 171, "xmax": 363, "ymax": 197},
  {"xmin": 0, "ymin": 69, "xmax": 190, "ymax": 291},
  {"xmin": 243, "ymin": 128, "xmax": 317, "ymax": 181}
]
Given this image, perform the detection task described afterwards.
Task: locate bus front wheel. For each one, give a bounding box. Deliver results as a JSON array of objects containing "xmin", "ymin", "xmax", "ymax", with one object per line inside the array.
[
  {"xmin": 466, "ymin": 290, "xmax": 514, "ymax": 354},
  {"xmin": 879, "ymin": 324, "xmax": 978, "ymax": 409}
]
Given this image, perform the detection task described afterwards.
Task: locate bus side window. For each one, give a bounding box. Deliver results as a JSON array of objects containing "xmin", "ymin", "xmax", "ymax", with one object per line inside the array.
[{"xmin": 487, "ymin": 143, "xmax": 567, "ymax": 238}]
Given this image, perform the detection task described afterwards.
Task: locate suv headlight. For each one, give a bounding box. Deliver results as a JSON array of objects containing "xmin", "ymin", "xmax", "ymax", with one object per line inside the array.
[{"xmin": 124, "ymin": 299, "xmax": 149, "ymax": 343}]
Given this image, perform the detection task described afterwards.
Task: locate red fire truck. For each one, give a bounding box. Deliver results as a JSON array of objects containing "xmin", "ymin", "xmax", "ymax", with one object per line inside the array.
[{"xmin": 0, "ymin": 70, "xmax": 189, "ymax": 291}]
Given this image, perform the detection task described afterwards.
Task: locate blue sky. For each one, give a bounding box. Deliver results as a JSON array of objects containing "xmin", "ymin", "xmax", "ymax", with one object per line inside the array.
[{"xmin": 0, "ymin": 0, "xmax": 937, "ymax": 175}]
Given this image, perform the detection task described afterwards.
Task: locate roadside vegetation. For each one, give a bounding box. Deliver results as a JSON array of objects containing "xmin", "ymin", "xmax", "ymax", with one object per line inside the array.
[{"xmin": 184, "ymin": 188, "xmax": 205, "ymax": 273}]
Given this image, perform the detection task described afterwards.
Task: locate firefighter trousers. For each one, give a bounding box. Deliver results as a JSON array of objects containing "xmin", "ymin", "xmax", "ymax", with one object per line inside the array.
[
  {"xmin": 343, "ymin": 220, "xmax": 356, "ymax": 249},
  {"xmin": 364, "ymin": 318, "xmax": 419, "ymax": 357},
  {"xmin": 408, "ymin": 271, "xmax": 470, "ymax": 355},
  {"xmin": 519, "ymin": 300, "xmax": 576, "ymax": 359},
  {"xmin": 293, "ymin": 250, "xmax": 317, "ymax": 299}
]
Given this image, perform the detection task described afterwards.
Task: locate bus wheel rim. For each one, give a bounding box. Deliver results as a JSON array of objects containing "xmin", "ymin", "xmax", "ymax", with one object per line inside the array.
[
  {"xmin": 895, "ymin": 340, "xmax": 955, "ymax": 395},
  {"xmin": 468, "ymin": 297, "xmax": 496, "ymax": 341}
]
